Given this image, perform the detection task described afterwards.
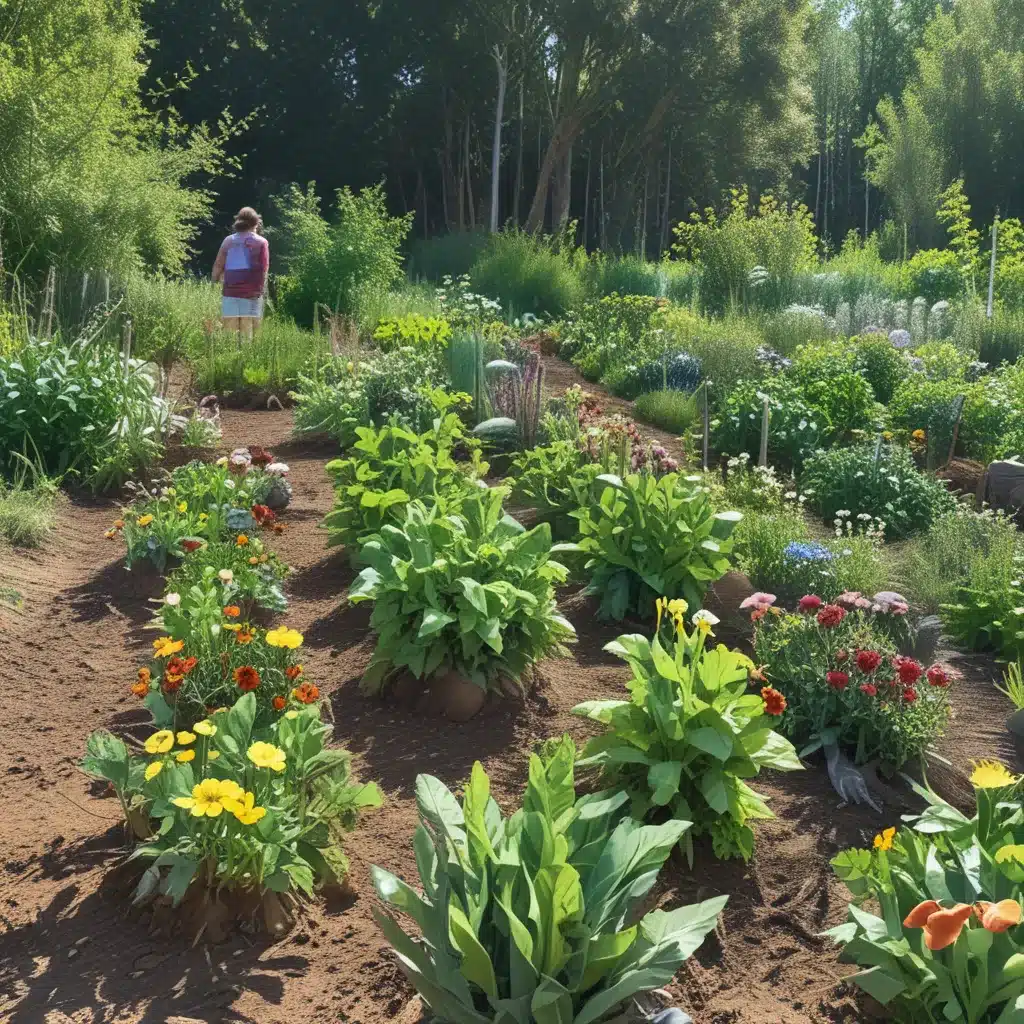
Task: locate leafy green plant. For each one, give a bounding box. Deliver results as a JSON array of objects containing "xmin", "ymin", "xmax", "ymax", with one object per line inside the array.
[
  {"xmin": 574, "ymin": 607, "xmax": 801, "ymax": 861},
  {"xmin": 826, "ymin": 767, "xmax": 1024, "ymax": 1023},
  {"xmin": 166, "ymin": 539, "xmax": 289, "ymax": 614},
  {"xmin": 372, "ymin": 314, "xmax": 452, "ymax": 352},
  {"xmin": 633, "ymin": 390, "xmax": 701, "ymax": 435},
  {"xmin": 801, "ymin": 443, "xmax": 957, "ymax": 540},
  {"xmin": 0, "ymin": 471, "xmax": 57, "ymax": 547},
  {"xmin": 291, "ymin": 361, "xmax": 369, "ymax": 447},
  {"xmin": 942, "ymin": 547, "xmax": 1024, "ymax": 663},
  {"xmin": 371, "ymin": 736, "xmax": 727, "ymax": 1023},
  {"xmin": 853, "ymin": 334, "xmax": 911, "ymax": 405},
  {"xmin": 349, "ymin": 487, "xmax": 575, "ymax": 695},
  {"xmin": 571, "ymin": 472, "xmax": 741, "ymax": 621},
  {"xmin": 997, "ymin": 662, "xmax": 1024, "ymax": 711},
  {"xmin": 558, "ymin": 294, "xmax": 666, "ymax": 381},
  {"xmin": 753, "ymin": 598, "xmax": 952, "ymax": 766},
  {"xmin": 508, "ymin": 441, "xmax": 595, "ymax": 540},
  {"xmin": 322, "ymin": 390, "xmax": 486, "ymax": 557},
  {"xmin": 82, "ymin": 693, "xmax": 381, "ymax": 927}
]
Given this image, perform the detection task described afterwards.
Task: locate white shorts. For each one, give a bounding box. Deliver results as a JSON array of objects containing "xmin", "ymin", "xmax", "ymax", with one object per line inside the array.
[{"xmin": 222, "ymin": 296, "xmax": 264, "ymax": 319}]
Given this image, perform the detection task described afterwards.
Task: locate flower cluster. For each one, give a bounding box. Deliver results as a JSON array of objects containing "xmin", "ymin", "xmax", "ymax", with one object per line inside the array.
[{"xmin": 833, "ymin": 509, "xmax": 886, "ymax": 542}]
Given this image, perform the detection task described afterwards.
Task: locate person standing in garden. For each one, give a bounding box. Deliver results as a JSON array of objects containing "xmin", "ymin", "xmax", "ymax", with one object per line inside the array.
[{"xmin": 212, "ymin": 206, "xmax": 269, "ymax": 338}]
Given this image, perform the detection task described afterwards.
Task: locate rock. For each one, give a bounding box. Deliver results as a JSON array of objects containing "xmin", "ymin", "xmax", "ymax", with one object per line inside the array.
[
  {"xmin": 911, "ymin": 615, "xmax": 942, "ymax": 665},
  {"xmin": 1008, "ymin": 708, "xmax": 1024, "ymax": 739},
  {"xmin": 706, "ymin": 571, "xmax": 756, "ymax": 627},
  {"xmin": 648, "ymin": 1012, "xmax": 694, "ymax": 1024},
  {"xmin": 429, "ymin": 671, "xmax": 487, "ymax": 722},
  {"xmin": 981, "ymin": 459, "xmax": 1024, "ymax": 522},
  {"xmin": 265, "ymin": 478, "xmax": 292, "ymax": 510}
]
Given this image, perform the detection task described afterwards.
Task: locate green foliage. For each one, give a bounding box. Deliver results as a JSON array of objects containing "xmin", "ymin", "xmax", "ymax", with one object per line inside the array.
[
  {"xmin": 372, "ymin": 739, "xmax": 726, "ymax": 1024},
  {"xmin": 272, "ymin": 182, "xmax": 413, "ymax": 324},
  {"xmin": 290, "ymin": 362, "xmax": 368, "ymax": 448},
  {"xmin": 124, "ymin": 275, "xmax": 219, "ymax": 367},
  {"xmin": 826, "ymin": 778, "xmax": 1024, "ymax": 1023},
  {"xmin": 853, "ymin": 334, "xmax": 911, "ymax": 405},
  {"xmin": 633, "ymin": 390, "xmax": 701, "ymax": 435},
  {"xmin": 789, "ymin": 343, "xmax": 882, "ymax": 438},
  {"xmin": 801, "ymin": 443, "xmax": 957, "ymax": 540},
  {"xmin": 0, "ymin": 476, "xmax": 57, "ymax": 548},
  {"xmin": 572, "ymin": 472, "xmax": 741, "ymax": 621},
  {"xmin": 936, "ymin": 178, "xmax": 981, "ymax": 287},
  {"xmin": 754, "ymin": 603, "xmax": 951, "ymax": 766},
  {"xmin": 349, "ymin": 488, "xmax": 576, "ymax": 694},
  {"xmin": 558, "ymin": 294, "xmax": 666, "ymax": 382},
  {"xmin": 508, "ymin": 441, "xmax": 595, "ymax": 540},
  {"xmin": 82, "ymin": 694, "xmax": 381, "ymax": 907},
  {"xmin": 574, "ymin": 617, "xmax": 801, "ymax": 862},
  {"xmin": 657, "ymin": 308, "xmax": 765, "ymax": 397},
  {"xmin": 0, "ymin": 334, "xmax": 168, "ymax": 489},
  {"xmin": 585, "ymin": 253, "xmax": 665, "ymax": 297},
  {"xmin": 323, "ymin": 392, "xmax": 485, "ymax": 556},
  {"xmin": 372, "ymin": 314, "xmax": 451, "ymax": 352},
  {"xmin": 407, "ymin": 231, "xmax": 489, "ymax": 282},
  {"xmin": 166, "ymin": 540, "xmax": 289, "ymax": 614},
  {"xmin": 903, "ymin": 249, "xmax": 962, "ymax": 305}
]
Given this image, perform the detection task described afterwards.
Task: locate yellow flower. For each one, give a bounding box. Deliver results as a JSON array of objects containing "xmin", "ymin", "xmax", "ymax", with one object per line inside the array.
[
  {"xmin": 176, "ymin": 731, "xmax": 196, "ymax": 746},
  {"xmin": 873, "ymin": 826, "xmax": 896, "ymax": 851},
  {"xmin": 668, "ymin": 598, "xmax": 688, "ymax": 617},
  {"xmin": 177, "ymin": 502, "xmax": 187, "ymax": 513},
  {"xmin": 144, "ymin": 729, "xmax": 174, "ymax": 754},
  {"xmin": 692, "ymin": 610, "xmax": 719, "ymax": 635},
  {"xmin": 882, "ymin": 431, "xmax": 893, "ymax": 440},
  {"xmin": 176, "ymin": 749, "xmax": 196, "ymax": 763},
  {"xmin": 912, "ymin": 429, "xmax": 926, "ymax": 441},
  {"xmin": 236, "ymin": 534, "xmax": 249, "ymax": 547},
  {"xmin": 971, "ymin": 760, "xmax": 1020, "ymax": 789},
  {"xmin": 193, "ymin": 720, "xmax": 216, "ymax": 737},
  {"xmin": 222, "ymin": 623, "xmax": 242, "ymax": 632},
  {"xmin": 225, "ymin": 790, "xmax": 267, "ymax": 825},
  {"xmin": 284, "ymin": 710, "xmax": 299, "ymax": 720},
  {"xmin": 265, "ymin": 626, "xmax": 303, "ymax": 649},
  {"xmin": 199, "ymin": 512, "xmax": 209, "ymax": 522},
  {"xmin": 172, "ymin": 778, "xmax": 240, "ymax": 818},
  {"xmin": 136, "ymin": 514, "xmax": 154, "ymax": 527},
  {"xmin": 208, "ymin": 750, "xmax": 221, "ymax": 761},
  {"xmin": 144, "ymin": 760, "xmax": 164, "ymax": 781},
  {"xmin": 153, "ymin": 636, "xmax": 184, "ymax": 658},
  {"xmin": 346, "ymin": 360, "xmax": 355, "ymax": 374},
  {"xmin": 247, "ymin": 741, "xmax": 286, "ymax": 772}
]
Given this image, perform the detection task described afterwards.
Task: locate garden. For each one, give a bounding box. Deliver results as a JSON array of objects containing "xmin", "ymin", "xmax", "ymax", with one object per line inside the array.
[{"xmin": 5, "ymin": 2, "xmax": 1024, "ymax": 1022}]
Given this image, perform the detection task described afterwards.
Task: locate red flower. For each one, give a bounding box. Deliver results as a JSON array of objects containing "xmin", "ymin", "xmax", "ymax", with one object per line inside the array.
[
  {"xmin": 272, "ymin": 696, "xmax": 287, "ymax": 711},
  {"xmin": 249, "ymin": 446, "xmax": 273, "ymax": 467},
  {"xmin": 233, "ymin": 665, "xmax": 261, "ymax": 692},
  {"xmin": 893, "ymin": 656, "xmax": 922, "ymax": 685},
  {"xmin": 292, "ymin": 682, "xmax": 320, "ymax": 704},
  {"xmin": 827, "ymin": 670, "xmax": 849, "ymax": 691},
  {"xmin": 162, "ymin": 673, "xmax": 184, "ymax": 693},
  {"xmin": 285, "ymin": 664, "xmax": 304, "ymax": 681},
  {"xmin": 750, "ymin": 607, "xmax": 767, "ymax": 623},
  {"xmin": 181, "ymin": 656, "xmax": 198, "ymax": 675},
  {"xmin": 835, "ymin": 649, "xmax": 849, "ymax": 663},
  {"xmin": 181, "ymin": 538, "xmax": 203, "ymax": 553},
  {"xmin": 817, "ymin": 605, "xmax": 846, "ymax": 628},
  {"xmin": 859, "ymin": 683, "xmax": 878, "ymax": 697},
  {"xmin": 927, "ymin": 664, "xmax": 949, "ymax": 687},
  {"xmin": 798, "ymin": 595, "xmax": 823, "ymax": 614},
  {"xmin": 761, "ymin": 686, "xmax": 787, "ymax": 715},
  {"xmin": 855, "ymin": 650, "xmax": 882, "ymax": 674},
  {"xmin": 903, "ymin": 687, "xmax": 918, "ymax": 703},
  {"xmin": 251, "ymin": 504, "xmax": 275, "ymax": 525}
]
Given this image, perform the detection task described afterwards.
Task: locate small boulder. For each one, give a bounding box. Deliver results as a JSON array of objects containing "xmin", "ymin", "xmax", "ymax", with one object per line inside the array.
[
  {"xmin": 982, "ymin": 459, "xmax": 1024, "ymax": 521},
  {"xmin": 706, "ymin": 571, "xmax": 756, "ymax": 628},
  {"xmin": 429, "ymin": 671, "xmax": 487, "ymax": 722}
]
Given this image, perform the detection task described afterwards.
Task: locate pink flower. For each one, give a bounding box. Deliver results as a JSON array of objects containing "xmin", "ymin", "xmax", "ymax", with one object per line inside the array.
[
  {"xmin": 817, "ymin": 605, "xmax": 846, "ymax": 628},
  {"xmin": 855, "ymin": 650, "xmax": 882, "ymax": 674},
  {"xmin": 893, "ymin": 656, "xmax": 922, "ymax": 685},
  {"xmin": 798, "ymin": 595, "xmax": 823, "ymax": 614},
  {"xmin": 926, "ymin": 664, "xmax": 950, "ymax": 688},
  {"xmin": 859, "ymin": 683, "xmax": 878, "ymax": 697},
  {"xmin": 740, "ymin": 592, "xmax": 777, "ymax": 611},
  {"xmin": 835, "ymin": 591, "xmax": 862, "ymax": 610},
  {"xmin": 827, "ymin": 670, "xmax": 849, "ymax": 691}
]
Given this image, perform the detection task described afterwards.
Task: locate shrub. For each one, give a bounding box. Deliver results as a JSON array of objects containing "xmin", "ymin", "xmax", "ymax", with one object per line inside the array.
[
  {"xmin": 980, "ymin": 307, "xmax": 1024, "ymax": 366},
  {"xmin": 585, "ymin": 252, "xmax": 664, "ymax": 296},
  {"xmin": 559, "ymin": 294, "xmax": 665, "ymax": 381},
  {"xmin": 322, "ymin": 392, "xmax": 485, "ymax": 556},
  {"xmin": 608, "ymin": 350, "xmax": 702, "ymax": 400},
  {"xmin": 801, "ymin": 443, "xmax": 957, "ymax": 540},
  {"xmin": 349, "ymin": 488, "xmax": 575, "ymax": 694},
  {"xmin": 82, "ymin": 693, "xmax": 380, "ymax": 923},
  {"xmin": 508, "ymin": 441, "xmax": 595, "ymax": 539},
  {"xmin": 761, "ymin": 304, "xmax": 833, "ymax": 355},
  {"xmin": 903, "ymin": 248, "xmax": 962, "ymax": 305},
  {"xmin": 372, "ymin": 737, "xmax": 726, "ymax": 1023},
  {"xmin": 633, "ymin": 390, "xmax": 701, "ymax": 435},
  {"xmin": 0, "ymin": 334, "xmax": 168, "ymax": 489},
  {"xmin": 291, "ymin": 362, "xmax": 369, "ymax": 448},
  {"xmin": 575, "ymin": 609, "xmax": 801, "ymax": 861},
  {"xmin": 372, "ymin": 314, "xmax": 451, "ymax": 352},
  {"xmin": 853, "ymin": 334, "xmax": 911, "ymax": 404},
  {"xmin": 572, "ymin": 472, "xmax": 741, "ymax": 620},
  {"xmin": 363, "ymin": 348, "xmax": 450, "ymax": 428},
  {"xmin": 272, "ymin": 182, "xmax": 412, "ymax": 324},
  {"xmin": 752, "ymin": 596, "xmax": 952, "ymax": 766},
  {"xmin": 827, "ymin": 771, "xmax": 1024, "ymax": 1021},
  {"xmin": 166, "ymin": 540, "xmax": 289, "ymax": 614}
]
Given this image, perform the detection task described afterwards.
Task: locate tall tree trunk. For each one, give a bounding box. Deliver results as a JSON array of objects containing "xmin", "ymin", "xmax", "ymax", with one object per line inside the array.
[
  {"xmin": 599, "ymin": 141, "xmax": 606, "ymax": 250},
  {"xmin": 464, "ymin": 114, "xmax": 475, "ymax": 231},
  {"xmin": 659, "ymin": 136, "xmax": 672, "ymax": 254},
  {"xmin": 551, "ymin": 142, "xmax": 572, "ymax": 230},
  {"xmin": 513, "ymin": 78, "xmax": 525, "ymax": 226},
  {"xmin": 489, "ymin": 48, "xmax": 508, "ymax": 234},
  {"xmin": 582, "ymin": 149, "xmax": 592, "ymax": 249}
]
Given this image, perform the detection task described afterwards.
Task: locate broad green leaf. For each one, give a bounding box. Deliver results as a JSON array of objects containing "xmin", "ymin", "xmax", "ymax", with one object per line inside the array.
[
  {"xmin": 448, "ymin": 898, "xmax": 498, "ymax": 999},
  {"xmin": 700, "ymin": 768, "xmax": 728, "ymax": 814},
  {"xmin": 647, "ymin": 761, "xmax": 682, "ymax": 806},
  {"xmin": 419, "ymin": 608, "xmax": 457, "ymax": 638},
  {"xmin": 850, "ymin": 965, "xmax": 907, "ymax": 1005},
  {"xmin": 688, "ymin": 727, "xmax": 733, "ymax": 762}
]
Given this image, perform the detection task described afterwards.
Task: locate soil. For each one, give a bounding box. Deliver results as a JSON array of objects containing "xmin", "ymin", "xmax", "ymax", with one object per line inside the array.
[{"xmin": 0, "ymin": 357, "xmax": 1020, "ymax": 1024}]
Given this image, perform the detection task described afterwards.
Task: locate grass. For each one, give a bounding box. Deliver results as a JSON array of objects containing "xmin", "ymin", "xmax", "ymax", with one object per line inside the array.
[
  {"xmin": 633, "ymin": 390, "xmax": 700, "ymax": 434},
  {"xmin": 354, "ymin": 281, "xmax": 442, "ymax": 332},
  {"xmin": 0, "ymin": 478, "xmax": 58, "ymax": 547}
]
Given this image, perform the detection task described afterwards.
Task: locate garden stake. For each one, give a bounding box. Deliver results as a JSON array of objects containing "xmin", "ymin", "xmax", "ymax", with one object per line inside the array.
[
  {"xmin": 987, "ymin": 215, "xmax": 998, "ymax": 319},
  {"xmin": 701, "ymin": 381, "xmax": 710, "ymax": 472},
  {"xmin": 758, "ymin": 395, "xmax": 769, "ymax": 468}
]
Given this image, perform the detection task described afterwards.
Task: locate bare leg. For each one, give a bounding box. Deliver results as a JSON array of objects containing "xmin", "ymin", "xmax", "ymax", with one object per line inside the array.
[{"xmin": 222, "ymin": 316, "xmax": 241, "ymax": 338}]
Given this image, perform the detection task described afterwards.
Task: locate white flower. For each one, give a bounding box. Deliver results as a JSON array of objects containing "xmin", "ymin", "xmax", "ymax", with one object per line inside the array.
[
  {"xmin": 218, "ymin": 569, "xmax": 234, "ymax": 584},
  {"xmin": 165, "ymin": 592, "xmax": 181, "ymax": 607},
  {"xmin": 785, "ymin": 491, "xmax": 797, "ymax": 499},
  {"xmin": 692, "ymin": 610, "xmax": 720, "ymax": 627},
  {"xmin": 265, "ymin": 462, "xmax": 289, "ymax": 477},
  {"xmin": 216, "ymin": 456, "xmax": 228, "ymax": 467},
  {"xmin": 224, "ymin": 479, "xmax": 236, "ymax": 490}
]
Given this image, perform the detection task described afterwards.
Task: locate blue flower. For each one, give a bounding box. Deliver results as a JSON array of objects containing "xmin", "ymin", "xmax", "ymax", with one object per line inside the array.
[{"xmin": 783, "ymin": 541, "xmax": 833, "ymax": 563}]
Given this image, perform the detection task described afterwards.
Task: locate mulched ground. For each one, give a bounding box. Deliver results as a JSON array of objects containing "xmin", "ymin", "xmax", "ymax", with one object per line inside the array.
[{"xmin": 0, "ymin": 359, "xmax": 1019, "ymax": 1024}]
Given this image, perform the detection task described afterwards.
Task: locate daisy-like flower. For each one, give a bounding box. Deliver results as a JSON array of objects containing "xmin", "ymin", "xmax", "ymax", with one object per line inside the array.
[
  {"xmin": 873, "ymin": 826, "xmax": 896, "ymax": 851},
  {"xmin": 692, "ymin": 610, "xmax": 719, "ymax": 634},
  {"xmin": 971, "ymin": 760, "xmax": 1019, "ymax": 789},
  {"xmin": 247, "ymin": 741, "xmax": 286, "ymax": 772}
]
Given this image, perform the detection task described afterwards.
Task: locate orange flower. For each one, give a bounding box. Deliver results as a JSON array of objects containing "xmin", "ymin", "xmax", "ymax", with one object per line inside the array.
[
  {"xmin": 223, "ymin": 605, "xmax": 241, "ymax": 618},
  {"xmin": 113, "ymin": 519, "xmax": 125, "ymax": 530},
  {"xmin": 181, "ymin": 656, "xmax": 198, "ymax": 675},
  {"xmin": 236, "ymin": 534, "xmax": 249, "ymax": 547},
  {"xmin": 292, "ymin": 682, "xmax": 320, "ymax": 704},
  {"xmin": 233, "ymin": 665, "xmax": 261, "ymax": 692},
  {"xmin": 904, "ymin": 902, "xmax": 973, "ymax": 950},
  {"xmin": 130, "ymin": 680, "xmax": 149, "ymax": 698},
  {"xmin": 272, "ymin": 696, "xmax": 287, "ymax": 711},
  {"xmin": 236, "ymin": 628, "xmax": 255, "ymax": 645},
  {"xmin": 975, "ymin": 900, "xmax": 1022, "ymax": 933},
  {"xmin": 137, "ymin": 667, "xmax": 151, "ymax": 686},
  {"xmin": 749, "ymin": 664, "xmax": 768, "ymax": 684},
  {"xmin": 273, "ymin": 523, "xmax": 286, "ymax": 535},
  {"xmin": 105, "ymin": 529, "xmax": 117, "ymax": 540},
  {"xmin": 761, "ymin": 686, "xmax": 787, "ymax": 716},
  {"xmin": 249, "ymin": 556, "xmax": 260, "ymax": 565},
  {"xmin": 285, "ymin": 664, "xmax": 304, "ymax": 681},
  {"xmin": 162, "ymin": 672, "xmax": 184, "ymax": 693}
]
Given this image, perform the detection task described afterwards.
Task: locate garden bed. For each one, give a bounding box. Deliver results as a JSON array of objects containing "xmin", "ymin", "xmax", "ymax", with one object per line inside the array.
[{"xmin": 0, "ymin": 374, "xmax": 1019, "ymax": 1024}]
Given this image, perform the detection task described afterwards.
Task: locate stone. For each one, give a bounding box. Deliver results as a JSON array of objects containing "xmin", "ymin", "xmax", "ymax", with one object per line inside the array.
[
  {"xmin": 705, "ymin": 571, "xmax": 756, "ymax": 629},
  {"xmin": 429, "ymin": 671, "xmax": 487, "ymax": 722},
  {"xmin": 981, "ymin": 459, "xmax": 1024, "ymax": 522},
  {"xmin": 911, "ymin": 615, "xmax": 942, "ymax": 665}
]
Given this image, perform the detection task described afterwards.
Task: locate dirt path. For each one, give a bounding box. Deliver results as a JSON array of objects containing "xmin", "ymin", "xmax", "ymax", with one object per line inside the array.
[{"xmin": 0, "ymin": 377, "xmax": 1019, "ymax": 1024}]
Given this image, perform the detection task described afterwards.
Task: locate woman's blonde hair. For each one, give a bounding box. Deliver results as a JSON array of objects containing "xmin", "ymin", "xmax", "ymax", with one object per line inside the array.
[{"xmin": 233, "ymin": 207, "xmax": 262, "ymax": 232}]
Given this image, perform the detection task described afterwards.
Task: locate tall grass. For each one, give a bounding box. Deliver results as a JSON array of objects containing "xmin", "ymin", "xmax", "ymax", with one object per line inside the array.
[
  {"xmin": 354, "ymin": 281, "xmax": 442, "ymax": 332},
  {"xmin": 633, "ymin": 390, "xmax": 700, "ymax": 435},
  {"xmin": 0, "ymin": 477, "xmax": 58, "ymax": 547},
  {"xmin": 584, "ymin": 254, "xmax": 663, "ymax": 297},
  {"xmin": 123, "ymin": 274, "xmax": 219, "ymax": 366}
]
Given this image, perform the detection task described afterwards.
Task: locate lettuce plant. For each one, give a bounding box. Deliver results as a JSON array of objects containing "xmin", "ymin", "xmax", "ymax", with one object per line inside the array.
[
  {"xmin": 371, "ymin": 736, "xmax": 727, "ymax": 1024},
  {"xmin": 571, "ymin": 472, "xmax": 741, "ymax": 621},
  {"xmin": 349, "ymin": 487, "xmax": 575, "ymax": 695},
  {"xmin": 826, "ymin": 767, "xmax": 1024, "ymax": 1022},
  {"xmin": 574, "ymin": 605, "xmax": 801, "ymax": 861},
  {"xmin": 508, "ymin": 440, "xmax": 596, "ymax": 539}
]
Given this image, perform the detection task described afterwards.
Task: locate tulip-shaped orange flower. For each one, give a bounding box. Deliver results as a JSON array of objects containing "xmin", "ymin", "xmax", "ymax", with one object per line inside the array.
[
  {"xmin": 974, "ymin": 900, "xmax": 1022, "ymax": 933},
  {"xmin": 903, "ymin": 901, "xmax": 973, "ymax": 950}
]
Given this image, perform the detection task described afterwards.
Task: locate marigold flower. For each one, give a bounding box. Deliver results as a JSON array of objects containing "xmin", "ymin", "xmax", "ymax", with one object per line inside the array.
[
  {"xmin": 130, "ymin": 680, "xmax": 149, "ymax": 698},
  {"xmin": 893, "ymin": 656, "xmax": 922, "ymax": 685},
  {"xmin": 798, "ymin": 594, "xmax": 823, "ymax": 614},
  {"xmin": 817, "ymin": 604, "xmax": 845, "ymax": 628},
  {"xmin": 873, "ymin": 827, "xmax": 895, "ymax": 851},
  {"xmin": 193, "ymin": 720, "xmax": 216, "ymax": 737},
  {"xmin": 761, "ymin": 686, "xmax": 786, "ymax": 716},
  {"xmin": 181, "ymin": 539, "xmax": 203, "ymax": 553},
  {"xmin": 222, "ymin": 623, "xmax": 242, "ymax": 632},
  {"xmin": 902, "ymin": 687, "xmax": 918, "ymax": 703},
  {"xmin": 137, "ymin": 667, "xmax": 151, "ymax": 685},
  {"xmin": 236, "ymin": 628, "xmax": 255, "ymax": 645},
  {"xmin": 153, "ymin": 636, "xmax": 184, "ymax": 658},
  {"xmin": 162, "ymin": 674, "xmax": 184, "ymax": 693},
  {"xmin": 285, "ymin": 664, "xmax": 304, "ymax": 681},
  {"xmin": 926, "ymin": 664, "xmax": 949, "ymax": 687},
  {"xmin": 826, "ymin": 670, "xmax": 849, "ymax": 691},
  {"xmin": 855, "ymin": 650, "xmax": 882, "ymax": 674},
  {"xmin": 136, "ymin": 514, "xmax": 154, "ymax": 527},
  {"xmin": 113, "ymin": 519, "xmax": 125, "ymax": 530},
  {"xmin": 975, "ymin": 899, "xmax": 1022, "ymax": 933},
  {"xmin": 272, "ymin": 695, "xmax": 287, "ymax": 711},
  {"xmin": 176, "ymin": 731, "xmax": 196, "ymax": 746},
  {"xmin": 105, "ymin": 529, "xmax": 117, "ymax": 540},
  {"xmin": 144, "ymin": 730, "xmax": 174, "ymax": 755},
  {"xmin": 912, "ymin": 429, "xmax": 926, "ymax": 441},
  {"xmin": 233, "ymin": 665, "xmax": 261, "ymax": 692},
  {"xmin": 236, "ymin": 534, "xmax": 249, "ymax": 547},
  {"xmin": 176, "ymin": 749, "xmax": 196, "ymax": 763},
  {"xmin": 266, "ymin": 626, "xmax": 303, "ymax": 649},
  {"xmin": 292, "ymin": 682, "xmax": 320, "ymax": 704},
  {"xmin": 223, "ymin": 605, "xmax": 240, "ymax": 618},
  {"xmin": 750, "ymin": 607, "xmax": 767, "ymax": 622},
  {"xmin": 182, "ymin": 656, "xmax": 198, "ymax": 674},
  {"xmin": 971, "ymin": 760, "xmax": 1019, "ymax": 789},
  {"xmin": 859, "ymin": 683, "xmax": 878, "ymax": 697},
  {"xmin": 144, "ymin": 761, "xmax": 163, "ymax": 781},
  {"xmin": 247, "ymin": 741, "xmax": 286, "ymax": 772},
  {"xmin": 165, "ymin": 656, "xmax": 185, "ymax": 676}
]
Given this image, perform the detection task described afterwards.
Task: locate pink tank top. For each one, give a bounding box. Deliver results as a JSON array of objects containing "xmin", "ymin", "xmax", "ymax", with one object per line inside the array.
[{"xmin": 221, "ymin": 231, "xmax": 269, "ymax": 298}]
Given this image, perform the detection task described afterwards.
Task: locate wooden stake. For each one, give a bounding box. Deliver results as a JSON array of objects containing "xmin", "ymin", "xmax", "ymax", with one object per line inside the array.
[
  {"xmin": 702, "ymin": 383, "xmax": 710, "ymax": 472},
  {"xmin": 758, "ymin": 395, "xmax": 770, "ymax": 468},
  {"xmin": 987, "ymin": 217, "xmax": 998, "ymax": 319}
]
